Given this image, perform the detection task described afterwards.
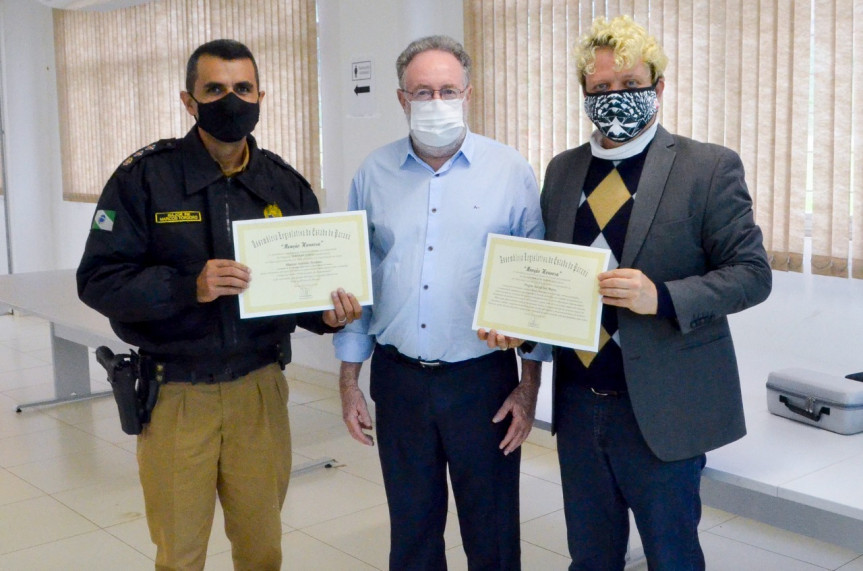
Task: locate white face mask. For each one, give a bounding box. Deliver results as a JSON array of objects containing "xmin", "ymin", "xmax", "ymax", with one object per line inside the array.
[{"xmin": 409, "ymin": 98, "xmax": 465, "ymax": 148}]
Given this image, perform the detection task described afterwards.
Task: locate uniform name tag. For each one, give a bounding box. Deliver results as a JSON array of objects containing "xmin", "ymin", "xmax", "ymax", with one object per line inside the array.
[{"xmin": 155, "ymin": 211, "xmax": 202, "ymax": 224}]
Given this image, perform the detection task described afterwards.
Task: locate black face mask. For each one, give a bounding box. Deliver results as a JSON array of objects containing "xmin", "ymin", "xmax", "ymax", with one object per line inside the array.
[{"xmin": 191, "ymin": 92, "xmax": 260, "ymax": 143}]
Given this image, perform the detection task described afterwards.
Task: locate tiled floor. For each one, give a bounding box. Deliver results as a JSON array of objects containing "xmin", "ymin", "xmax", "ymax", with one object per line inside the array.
[{"xmin": 1, "ymin": 311, "xmax": 862, "ymax": 570}]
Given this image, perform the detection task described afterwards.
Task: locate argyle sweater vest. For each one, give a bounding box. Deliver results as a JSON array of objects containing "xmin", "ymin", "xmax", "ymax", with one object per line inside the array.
[{"xmin": 556, "ymin": 147, "xmax": 650, "ymax": 391}]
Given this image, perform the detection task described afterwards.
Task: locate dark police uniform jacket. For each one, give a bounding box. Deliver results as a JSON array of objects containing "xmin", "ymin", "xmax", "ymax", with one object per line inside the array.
[{"xmin": 77, "ymin": 127, "xmax": 334, "ymax": 371}]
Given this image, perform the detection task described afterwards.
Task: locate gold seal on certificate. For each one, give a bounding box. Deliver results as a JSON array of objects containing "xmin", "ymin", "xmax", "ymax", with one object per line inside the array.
[
  {"xmin": 472, "ymin": 234, "xmax": 610, "ymax": 351},
  {"xmin": 232, "ymin": 211, "xmax": 373, "ymax": 319}
]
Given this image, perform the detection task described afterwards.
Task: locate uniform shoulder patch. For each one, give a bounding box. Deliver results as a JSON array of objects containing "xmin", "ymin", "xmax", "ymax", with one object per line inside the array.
[
  {"xmin": 118, "ymin": 139, "xmax": 177, "ymax": 170},
  {"xmin": 260, "ymin": 149, "xmax": 312, "ymax": 189},
  {"xmin": 91, "ymin": 209, "xmax": 116, "ymax": 231}
]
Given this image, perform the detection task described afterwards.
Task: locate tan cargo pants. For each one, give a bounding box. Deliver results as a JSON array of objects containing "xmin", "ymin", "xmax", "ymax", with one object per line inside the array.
[{"xmin": 137, "ymin": 363, "xmax": 291, "ymax": 571}]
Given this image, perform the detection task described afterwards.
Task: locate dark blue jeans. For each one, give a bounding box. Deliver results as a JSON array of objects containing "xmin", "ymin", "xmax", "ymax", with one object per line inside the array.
[
  {"xmin": 556, "ymin": 382, "xmax": 706, "ymax": 571},
  {"xmin": 371, "ymin": 347, "xmax": 522, "ymax": 571}
]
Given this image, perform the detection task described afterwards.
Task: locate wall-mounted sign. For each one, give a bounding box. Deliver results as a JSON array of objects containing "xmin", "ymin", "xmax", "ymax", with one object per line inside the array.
[{"xmin": 349, "ymin": 57, "xmax": 375, "ymax": 117}]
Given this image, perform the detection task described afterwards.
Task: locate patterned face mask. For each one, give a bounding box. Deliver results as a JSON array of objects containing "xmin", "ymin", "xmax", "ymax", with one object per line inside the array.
[{"xmin": 583, "ymin": 83, "xmax": 659, "ymax": 143}]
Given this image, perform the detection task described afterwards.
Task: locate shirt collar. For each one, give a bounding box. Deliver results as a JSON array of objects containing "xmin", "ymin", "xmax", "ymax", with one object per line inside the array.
[
  {"xmin": 182, "ymin": 127, "xmax": 224, "ymax": 194},
  {"xmin": 589, "ymin": 121, "xmax": 658, "ymax": 161},
  {"xmin": 220, "ymin": 143, "xmax": 250, "ymax": 177},
  {"xmin": 181, "ymin": 129, "xmax": 270, "ymax": 201},
  {"xmin": 400, "ymin": 128, "xmax": 474, "ymax": 172}
]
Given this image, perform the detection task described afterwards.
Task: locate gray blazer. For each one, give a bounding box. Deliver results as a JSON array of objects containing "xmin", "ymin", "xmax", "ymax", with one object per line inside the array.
[{"xmin": 541, "ymin": 125, "xmax": 772, "ymax": 462}]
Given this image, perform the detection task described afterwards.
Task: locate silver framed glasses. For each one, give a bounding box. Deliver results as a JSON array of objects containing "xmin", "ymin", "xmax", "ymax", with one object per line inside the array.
[{"xmin": 400, "ymin": 87, "xmax": 468, "ymax": 101}]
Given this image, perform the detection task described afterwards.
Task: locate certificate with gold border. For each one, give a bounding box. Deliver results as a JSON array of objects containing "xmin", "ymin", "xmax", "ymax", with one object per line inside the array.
[
  {"xmin": 472, "ymin": 234, "xmax": 610, "ymax": 351},
  {"xmin": 232, "ymin": 211, "xmax": 373, "ymax": 319}
]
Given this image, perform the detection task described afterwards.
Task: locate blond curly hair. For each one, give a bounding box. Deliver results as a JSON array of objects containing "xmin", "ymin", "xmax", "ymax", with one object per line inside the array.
[{"xmin": 575, "ymin": 15, "xmax": 668, "ymax": 88}]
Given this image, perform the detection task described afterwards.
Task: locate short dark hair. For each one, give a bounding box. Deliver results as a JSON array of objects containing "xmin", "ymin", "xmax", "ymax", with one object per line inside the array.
[{"xmin": 185, "ymin": 39, "xmax": 260, "ymax": 94}]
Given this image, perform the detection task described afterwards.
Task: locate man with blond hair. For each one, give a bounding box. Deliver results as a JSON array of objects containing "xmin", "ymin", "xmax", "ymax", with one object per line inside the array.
[{"xmin": 540, "ymin": 15, "xmax": 771, "ymax": 570}]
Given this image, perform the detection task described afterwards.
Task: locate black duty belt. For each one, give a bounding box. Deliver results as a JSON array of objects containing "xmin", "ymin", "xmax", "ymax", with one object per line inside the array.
[
  {"xmin": 140, "ymin": 349, "xmax": 278, "ymax": 384},
  {"xmin": 374, "ymin": 343, "xmax": 506, "ymax": 372}
]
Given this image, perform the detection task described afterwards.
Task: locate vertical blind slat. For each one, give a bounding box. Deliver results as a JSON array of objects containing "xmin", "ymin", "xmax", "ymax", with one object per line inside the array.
[
  {"xmin": 55, "ymin": 0, "xmax": 322, "ymax": 202},
  {"xmin": 466, "ymin": 0, "xmax": 859, "ymax": 279}
]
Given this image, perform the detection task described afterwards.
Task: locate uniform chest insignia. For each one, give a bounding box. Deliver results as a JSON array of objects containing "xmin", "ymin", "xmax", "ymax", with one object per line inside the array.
[
  {"xmin": 155, "ymin": 211, "xmax": 203, "ymax": 224},
  {"xmin": 263, "ymin": 203, "xmax": 283, "ymax": 218}
]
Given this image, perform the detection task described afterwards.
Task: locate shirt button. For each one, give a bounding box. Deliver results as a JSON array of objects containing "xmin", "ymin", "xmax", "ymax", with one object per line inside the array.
[
  {"xmin": 427, "ymin": 246, "xmax": 433, "ymax": 251},
  {"xmin": 431, "ymin": 208, "xmax": 437, "ymax": 213},
  {"xmin": 421, "ymin": 323, "xmax": 427, "ymax": 328},
  {"xmin": 423, "ymin": 285, "xmax": 429, "ymax": 290}
]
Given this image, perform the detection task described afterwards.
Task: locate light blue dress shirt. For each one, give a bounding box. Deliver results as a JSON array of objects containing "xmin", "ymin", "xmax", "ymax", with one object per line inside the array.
[{"xmin": 334, "ymin": 131, "xmax": 551, "ymax": 364}]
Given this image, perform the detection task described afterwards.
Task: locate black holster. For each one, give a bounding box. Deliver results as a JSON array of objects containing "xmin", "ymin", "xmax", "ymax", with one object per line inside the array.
[{"xmin": 95, "ymin": 346, "xmax": 160, "ymax": 435}]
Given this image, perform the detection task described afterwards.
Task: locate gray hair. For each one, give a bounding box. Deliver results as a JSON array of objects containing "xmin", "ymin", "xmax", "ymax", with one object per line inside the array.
[{"xmin": 395, "ymin": 35, "xmax": 472, "ymax": 89}]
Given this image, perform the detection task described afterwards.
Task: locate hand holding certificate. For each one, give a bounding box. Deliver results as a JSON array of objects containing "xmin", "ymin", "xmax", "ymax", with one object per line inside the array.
[
  {"xmin": 472, "ymin": 234, "xmax": 610, "ymax": 351},
  {"xmin": 232, "ymin": 211, "xmax": 373, "ymax": 319}
]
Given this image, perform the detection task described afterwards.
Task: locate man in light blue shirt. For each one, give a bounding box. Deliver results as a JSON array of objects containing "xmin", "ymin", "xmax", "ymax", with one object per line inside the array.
[{"xmin": 334, "ymin": 35, "xmax": 548, "ymax": 570}]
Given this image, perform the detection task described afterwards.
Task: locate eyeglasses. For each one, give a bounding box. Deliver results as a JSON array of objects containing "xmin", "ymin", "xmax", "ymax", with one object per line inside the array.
[{"xmin": 400, "ymin": 87, "xmax": 468, "ymax": 101}]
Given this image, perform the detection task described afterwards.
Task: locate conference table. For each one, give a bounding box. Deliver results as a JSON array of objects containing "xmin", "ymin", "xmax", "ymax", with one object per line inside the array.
[
  {"xmin": 0, "ymin": 269, "xmax": 126, "ymax": 411},
  {"xmin": 2, "ymin": 269, "xmax": 863, "ymax": 547},
  {"xmin": 0, "ymin": 269, "xmax": 335, "ymax": 475}
]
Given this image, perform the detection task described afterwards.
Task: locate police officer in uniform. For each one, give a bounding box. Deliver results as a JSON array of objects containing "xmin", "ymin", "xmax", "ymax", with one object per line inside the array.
[{"xmin": 77, "ymin": 39, "xmax": 361, "ymax": 570}]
